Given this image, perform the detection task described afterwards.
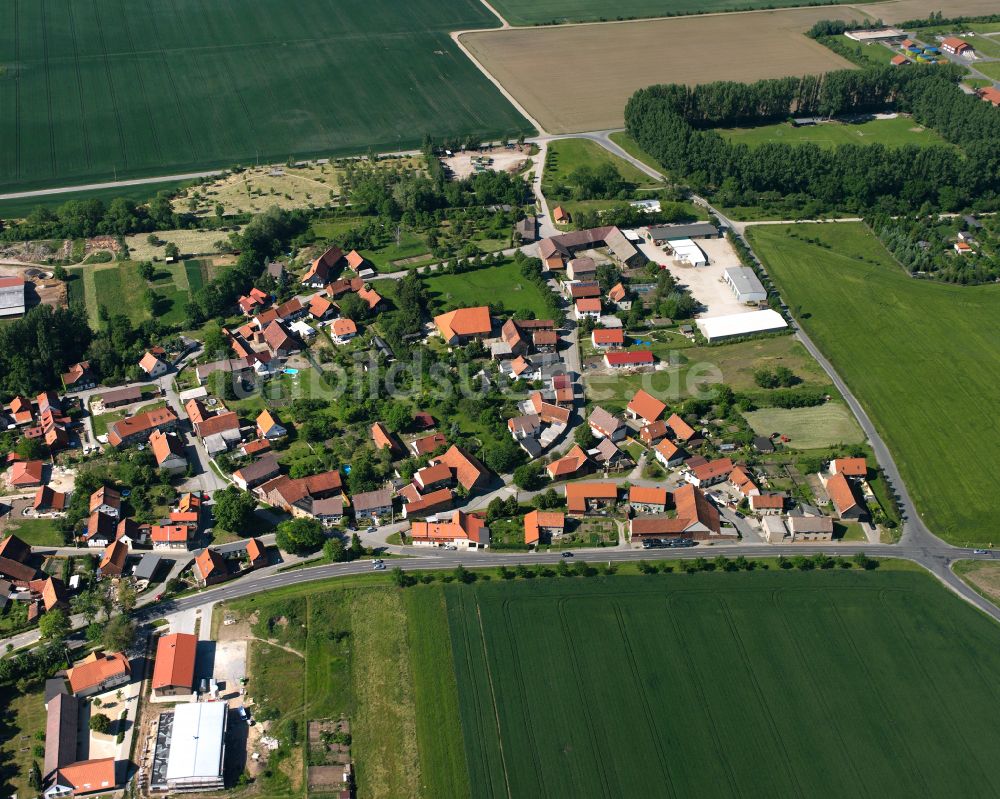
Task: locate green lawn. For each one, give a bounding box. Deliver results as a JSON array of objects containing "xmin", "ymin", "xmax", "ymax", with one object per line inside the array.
[
  {"xmin": 85, "ymin": 261, "xmax": 217, "ymax": 328},
  {"xmin": 486, "ymin": 0, "xmax": 845, "ymax": 25},
  {"xmin": 743, "ymin": 403, "xmax": 865, "ymax": 450},
  {"xmin": 608, "ymin": 131, "xmax": 666, "ymax": 175},
  {"xmin": 749, "ymin": 222, "xmax": 1000, "ymax": 545},
  {"xmin": 973, "ymin": 60, "xmax": 1000, "ymax": 81},
  {"xmin": 584, "ymin": 332, "xmax": 833, "ymax": 414},
  {"xmin": 3, "ymin": 517, "xmax": 66, "ymax": 547},
  {"xmin": 425, "ymin": 261, "xmax": 553, "ymax": 318},
  {"xmin": 543, "ymin": 138, "xmax": 660, "ymax": 197},
  {"xmin": 446, "ymin": 570, "xmax": 1000, "ymax": 798},
  {"xmin": 719, "ymin": 115, "xmax": 950, "ymax": 149},
  {"xmin": 0, "ymin": 0, "xmax": 530, "ymax": 192}
]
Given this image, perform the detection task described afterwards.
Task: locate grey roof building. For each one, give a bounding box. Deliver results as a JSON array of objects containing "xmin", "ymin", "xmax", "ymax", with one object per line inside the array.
[
  {"xmin": 647, "ymin": 222, "xmax": 719, "ymax": 241},
  {"xmin": 723, "ymin": 266, "xmax": 767, "ymax": 304}
]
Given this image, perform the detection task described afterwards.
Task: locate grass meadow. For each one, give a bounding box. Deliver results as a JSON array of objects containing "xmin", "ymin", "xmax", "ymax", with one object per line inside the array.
[
  {"xmin": 446, "ymin": 571, "xmax": 1000, "ymax": 798},
  {"xmin": 0, "ymin": 0, "xmax": 530, "ymax": 191},
  {"xmin": 543, "ymin": 138, "xmax": 660, "ymax": 194},
  {"xmin": 719, "ymin": 115, "xmax": 950, "ymax": 149},
  {"xmin": 744, "ymin": 403, "xmax": 865, "ymax": 450},
  {"xmin": 225, "ymin": 582, "xmax": 439, "ymax": 799},
  {"xmin": 749, "ymin": 222, "xmax": 1000, "ymax": 545},
  {"xmin": 72, "ymin": 260, "xmax": 223, "ymax": 328},
  {"xmin": 425, "ymin": 261, "xmax": 552, "ymax": 318}
]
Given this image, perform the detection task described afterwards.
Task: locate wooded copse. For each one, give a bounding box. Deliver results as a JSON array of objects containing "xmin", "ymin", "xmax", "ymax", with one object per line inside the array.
[{"xmin": 624, "ymin": 65, "xmax": 1000, "ymax": 214}]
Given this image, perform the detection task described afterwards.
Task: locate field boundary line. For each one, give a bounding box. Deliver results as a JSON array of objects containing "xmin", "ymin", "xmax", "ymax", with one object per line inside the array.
[
  {"xmin": 90, "ymin": 0, "xmax": 129, "ymax": 168},
  {"xmin": 879, "ymin": 591, "xmax": 1000, "ymax": 795},
  {"xmin": 66, "ymin": 0, "xmax": 93, "ymax": 169},
  {"xmin": 457, "ymin": 2, "xmax": 874, "ymax": 34},
  {"xmin": 553, "ymin": 597, "xmax": 617, "ymax": 797},
  {"xmin": 40, "ymin": 0, "xmax": 57, "ymax": 176},
  {"xmin": 118, "ymin": 0, "xmax": 163, "ymax": 163},
  {"xmin": 769, "ymin": 590, "xmax": 871, "ymax": 797},
  {"xmin": 450, "ymin": 31, "xmax": 546, "ymax": 135},
  {"xmin": 664, "ymin": 596, "xmax": 742, "ymax": 796},
  {"xmin": 452, "ymin": 592, "xmax": 499, "ymax": 799},
  {"xmin": 474, "ymin": 599, "xmax": 514, "ymax": 799},
  {"xmin": 829, "ymin": 603, "xmax": 933, "ymax": 795},
  {"xmin": 611, "ymin": 603, "xmax": 677, "ymax": 798}
]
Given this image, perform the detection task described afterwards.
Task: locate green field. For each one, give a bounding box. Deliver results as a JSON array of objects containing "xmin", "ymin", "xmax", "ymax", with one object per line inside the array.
[
  {"xmin": 0, "ymin": 0, "xmax": 530, "ymax": 192},
  {"xmin": 3, "ymin": 517, "xmax": 66, "ymax": 547},
  {"xmin": 749, "ymin": 222, "xmax": 1000, "ymax": 545},
  {"xmin": 227, "ymin": 583, "xmax": 441, "ymax": 799},
  {"xmin": 543, "ymin": 138, "xmax": 660, "ymax": 195},
  {"xmin": 81, "ymin": 261, "xmax": 218, "ymax": 328},
  {"xmin": 719, "ymin": 115, "xmax": 950, "ymax": 149},
  {"xmin": 486, "ymin": 0, "xmax": 844, "ymax": 25},
  {"xmin": 447, "ymin": 571, "xmax": 1000, "ymax": 798},
  {"xmin": 744, "ymin": 403, "xmax": 865, "ymax": 450},
  {"xmin": 425, "ymin": 261, "xmax": 553, "ymax": 318},
  {"xmin": 0, "ymin": 180, "xmax": 195, "ymax": 220},
  {"xmin": 584, "ymin": 332, "xmax": 833, "ymax": 414},
  {"xmin": 973, "ymin": 60, "xmax": 1000, "ymax": 81}
]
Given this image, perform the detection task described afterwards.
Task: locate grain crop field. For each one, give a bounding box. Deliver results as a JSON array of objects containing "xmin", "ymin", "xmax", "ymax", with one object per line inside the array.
[
  {"xmin": 749, "ymin": 222, "xmax": 1000, "ymax": 545},
  {"xmin": 447, "ymin": 571, "xmax": 1000, "ymax": 799},
  {"xmin": 0, "ymin": 0, "xmax": 530, "ymax": 192},
  {"xmin": 460, "ymin": 7, "xmax": 857, "ymax": 133}
]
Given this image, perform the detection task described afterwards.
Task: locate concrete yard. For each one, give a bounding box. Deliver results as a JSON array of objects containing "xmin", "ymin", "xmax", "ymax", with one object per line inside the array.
[{"xmin": 637, "ymin": 236, "xmax": 751, "ymax": 317}]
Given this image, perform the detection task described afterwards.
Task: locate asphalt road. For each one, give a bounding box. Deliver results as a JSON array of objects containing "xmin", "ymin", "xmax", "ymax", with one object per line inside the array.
[
  {"xmin": 147, "ymin": 540, "xmax": 999, "ymax": 621},
  {"xmin": 4, "ymin": 128, "xmax": 998, "ymax": 654}
]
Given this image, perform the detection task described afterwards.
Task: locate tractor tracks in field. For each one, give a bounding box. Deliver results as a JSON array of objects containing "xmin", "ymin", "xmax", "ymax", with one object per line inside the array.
[
  {"xmin": 611, "ymin": 602, "xmax": 677, "ymax": 799},
  {"xmin": 66, "ymin": 0, "xmax": 93, "ymax": 169},
  {"xmin": 90, "ymin": 0, "xmax": 128, "ymax": 169}
]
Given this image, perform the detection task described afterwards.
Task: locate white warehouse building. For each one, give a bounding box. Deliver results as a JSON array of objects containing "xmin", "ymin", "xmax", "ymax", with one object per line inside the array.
[
  {"xmin": 0, "ymin": 276, "xmax": 26, "ymax": 318},
  {"xmin": 724, "ymin": 266, "xmax": 767, "ymax": 304},
  {"xmin": 667, "ymin": 238, "xmax": 707, "ymax": 267},
  {"xmin": 696, "ymin": 309, "xmax": 788, "ymax": 342},
  {"xmin": 164, "ymin": 702, "xmax": 228, "ymax": 792}
]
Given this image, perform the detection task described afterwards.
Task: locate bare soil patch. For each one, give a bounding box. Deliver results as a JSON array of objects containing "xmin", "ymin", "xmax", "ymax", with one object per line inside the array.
[
  {"xmin": 442, "ymin": 146, "xmax": 530, "ymax": 179},
  {"xmin": 461, "ymin": 7, "xmax": 860, "ymax": 133}
]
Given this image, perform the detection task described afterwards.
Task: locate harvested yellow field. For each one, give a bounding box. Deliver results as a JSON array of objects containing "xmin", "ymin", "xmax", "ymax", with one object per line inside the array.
[
  {"xmin": 125, "ymin": 228, "xmax": 242, "ymax": 261},
  {"xmin": 854, "ymin": 0, "xmax": 1000, "ymax": 22},
  {"xmin": 461, "ymin": 6, "xmax": 860, "ymax": 134}
]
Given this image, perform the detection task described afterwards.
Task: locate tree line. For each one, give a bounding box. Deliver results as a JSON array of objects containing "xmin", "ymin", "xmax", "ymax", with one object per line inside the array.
[{"xmin": 624, "ymin": 65, "xmax": 1000, "ymax": 214}]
